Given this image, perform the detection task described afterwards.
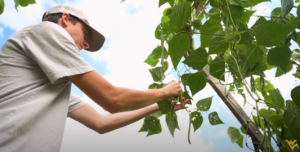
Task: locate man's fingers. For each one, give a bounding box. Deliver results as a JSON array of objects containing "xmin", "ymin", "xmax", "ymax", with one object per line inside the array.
[{"xmin": 184, "ymin": 99, "xmax": 189, "ymax": 104}]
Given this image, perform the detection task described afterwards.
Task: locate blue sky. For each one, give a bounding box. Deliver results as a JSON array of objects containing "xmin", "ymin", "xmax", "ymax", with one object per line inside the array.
[{"xmin": 0, "ymin": 0, "xmax": 298, "ymax": 151}]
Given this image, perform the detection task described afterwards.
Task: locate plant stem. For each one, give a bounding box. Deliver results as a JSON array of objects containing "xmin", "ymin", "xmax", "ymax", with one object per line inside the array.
[{"xmin": 188, "ymin": 113, "xmax": 192, "ymax": 144}]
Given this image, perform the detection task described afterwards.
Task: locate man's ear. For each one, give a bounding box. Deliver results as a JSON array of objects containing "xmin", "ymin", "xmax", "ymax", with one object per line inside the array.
[{"xmin": 61, "ymin": 13, "xmax": 70, "ymax": 27}]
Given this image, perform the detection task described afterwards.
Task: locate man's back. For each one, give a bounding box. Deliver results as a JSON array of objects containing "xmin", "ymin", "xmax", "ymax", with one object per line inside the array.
[{"xmin": 0, "ymin": 21, "xmax": 93, "ymax": 152}]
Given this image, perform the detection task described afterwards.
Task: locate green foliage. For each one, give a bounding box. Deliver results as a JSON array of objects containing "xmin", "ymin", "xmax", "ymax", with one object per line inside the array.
[
  {"xmin": 139, "ymin": 0, "xmax": 300, "ymax": 150},
  {"xmin": 149, "ymin": 67, "xmax": 165, "ymax": 82},
  {"xmin": 267, "ymin": 46, "xmax": 291, "ymax": 73},
  {"xmin": 166, "ymin": 112, "xmax": 180, "ymax": 137},
  {"xmin": 227, "ymin": 126, "xmax": 243, "ymax": 148},
  {"xmin": 225, "ymin": 5, "xmax": 255, "ymax": 24},
  {"xmin": 271, "ymin": 89, "xmax": 285, "ymax": 109},
  {"xmin": 139, "ymin": 116, "xmax": 162, "ymax": 136},
  {"xmin": 0, "ymin": 0, "xmax": 4, "ymax": 15},
  {"xmin": 190, "ymin": 111, "xmax": 203, "ymax": 132},
  {"xmin": 169, "ymin": 2, "xmax": 191, "ymax": 32},
  {"xmin": 208, "ymin": 30, "xmax": 229, "ymax": 54},
  {"xmin": 159, "ymin": 0, "xmax": 170, "ymax": 7},
  {"xmin": 144, "ymin": 46, "xmax": 168, "ymax": 67},
  {"xmin": 168, "ymin": 33, "xmax": 190, "ymax": 69},
  {"xmin": 157, "ymin": 99, "xmax": 171, "ymax": 114},
  {"xmin": 275, "ymin": 62, "xmax": 293, "ymax": 77},
  {"xmin": 297, "ymin": 4, "xmax": 300, "ymax": 21},
  {"xmin": 183, "ymin": 47, "xmax": 208, "ymax": 70},
  {"xmin": 291, "ymin": 86, "xmax": 300, "ymax": 109},
  {"xmin": 196, "ymin": 96, "xmax": 213, "ymax": 111},
  {"xmin": 284, "ymin": 101, "xmax": 300, "ymax": 146},
  {"xmin": 243, "ymin": 43, "xmax": 263, "ymax": 69},
  {"xmin": 0, "ymin": 0, "xmax": 35, "ymax": 15},
  {"xmin": 254, "ymin": 21, "xmax": 297, "ymax": 47},
  {"xmin": 155, "ymin": 22, "xmax": 170, "ymax": 40},
  {"xmin": 209, "ymin": 56, "xmax": 225, "ymax": 81},
  {"xmin": 181, "ymin": 72, "xmax": 206, "ymax": 96},
  {"xmin": 14, "ymin": 0, "xmax": 36, "ymax": 11},
  {"xmin": 200, "ymin": 19, "xmax": 222, "ymax": 48},
  {"xmin": 281, "ymin": 0, "xmax": 294, "ymax": 17},
  {"xmin": 208, "ymin": 112, "xmax": 224, "ymax": 125}
]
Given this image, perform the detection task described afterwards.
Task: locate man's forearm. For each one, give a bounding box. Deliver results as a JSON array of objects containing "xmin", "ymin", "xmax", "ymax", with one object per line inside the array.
[
  {"xmin": 97, "ymin": 104, "xmax": 159, "ymax": 134},
  {"xmin": 112, "ymin": 87, "xmax": 167, "ymax": 112}
]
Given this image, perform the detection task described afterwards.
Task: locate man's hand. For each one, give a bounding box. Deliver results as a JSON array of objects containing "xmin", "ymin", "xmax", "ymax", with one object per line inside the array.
[
  {"xmin": 160, "ymin": 81, "xmax": 182, "ymax": 99},
  {"xmin": 168, "ymin": 97, "xmax": 189, "ymax": 111}
]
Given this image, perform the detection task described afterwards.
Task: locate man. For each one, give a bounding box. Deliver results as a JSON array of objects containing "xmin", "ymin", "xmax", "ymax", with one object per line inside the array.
[{"xmin": 0, "ymin": 4, "xmax": 188, "ymax": 152}]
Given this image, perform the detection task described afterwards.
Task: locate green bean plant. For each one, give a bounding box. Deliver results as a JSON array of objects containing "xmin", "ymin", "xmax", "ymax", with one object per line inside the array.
[
  {"xmin": 0, "ymin": 0, "xmax": 36, "ymax": 14},
  {"xmin": 138, "ymin": 0, "xmax": 300, "ymax": 151}
]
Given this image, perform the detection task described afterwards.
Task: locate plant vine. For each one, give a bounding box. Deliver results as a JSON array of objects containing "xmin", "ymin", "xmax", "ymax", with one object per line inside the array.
[{"xmin": 138, "ymin": 0, "xmax": 300, "ymax": 151}]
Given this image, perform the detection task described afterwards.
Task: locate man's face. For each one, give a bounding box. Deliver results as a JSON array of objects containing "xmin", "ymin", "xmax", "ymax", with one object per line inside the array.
[{"xmin": 61, "ymin": 13, "xmax": 90, "ymax": 50}]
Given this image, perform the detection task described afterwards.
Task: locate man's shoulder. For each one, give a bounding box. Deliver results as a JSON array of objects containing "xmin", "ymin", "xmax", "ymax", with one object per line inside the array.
[
  {"xmin": 28, "ymin": 22, "xmax": 68, "ymax": 35},
  {"xmin": 18, "ymin": 22, "xmax": 60, "ymax": 33},
  {"xmin": 19, "ymin": 21, "xmax": 73, "ymax": 43}
]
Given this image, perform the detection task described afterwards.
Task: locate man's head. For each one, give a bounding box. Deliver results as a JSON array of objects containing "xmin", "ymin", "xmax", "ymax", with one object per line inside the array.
[{"xmin": 42, "ymin": 5, "xmax": 105, "ymax": 52}]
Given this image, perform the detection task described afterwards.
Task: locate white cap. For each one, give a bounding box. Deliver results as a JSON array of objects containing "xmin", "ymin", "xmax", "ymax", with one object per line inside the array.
[{"xmin": 43, "ymin": 4, "xmax": 105, "ymax": 52}]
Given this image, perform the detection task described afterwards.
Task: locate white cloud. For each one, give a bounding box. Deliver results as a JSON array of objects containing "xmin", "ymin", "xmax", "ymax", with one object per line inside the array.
[
  {"xmin": 0, "ymin": 26, "xmax": 3, "ymax": 37},
  {"xmin": 214, "ymin": 130, "xmax": 227, "ymax": 137}
]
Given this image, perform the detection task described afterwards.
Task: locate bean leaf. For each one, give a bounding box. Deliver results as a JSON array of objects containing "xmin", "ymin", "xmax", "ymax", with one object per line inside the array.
[
  {"xmin": 267, "ymin": 46, "xmax": 291, "ymax": 73},
  {"xmin": 208, "ymin": 30, "xmax": 229, "ymax": 55},
  {"xmin": 196, "ymin": 96, "xmax": 213, "ymax": 111},
  {"xmin": 169, "ymin": 2, "xmax": 191, "ymax": 32},
  {"xmin": 291, "ymin": 86, "xmax": 300, "ymax": 109},
  {"xmin": 139, "ymin": 116, "xmax": 162, "ymax": 137},
  {"xmin": 159, "ymin": 0, "xmax": 169, "ymax": 7},
  {"xmin": 14, "ymin": 0, "xmax": 36, "ymax": 11},
  {"xmin": 284, "ymin": 101, "xmax": 300, "ymax": 146},
  {"xmin": 144, "ymin": 46, "xmax": 168, "ymax": 67},
  {"xmin": 209, "ymin": 56, "xmax": 225, "ymax": 81},
  {"xmin": 208, "ymin": 112, "xmax": 224, "ymax": 125},
  {"xmin": 227, "ymin": 127, "xmax": 242, "ymax": 143},
  {"xmin": 281, "ymin": 0, "xmax": 294, "ymax": 17},
  {"xmin": 0, "ymin": 0, "xmax": 4, "ymax": 15},
  {"xmin": 271, "ymin": 89, "xmax": 285, "ymax": 109},
  {"xmin": 181, "ymin": 72, "xmax": 207, "ymax": 96},
  {"xmin": 243, "ymin": 43, "xmax": 263, "ymax": 69},
  {"xmin": 183, "ymin": 48, "xmax": 208, "ymax": 70},
  {"xmin": 166, "ymin": 112, "xmax": 180, "ymax": 137},
  {"xmin": 155, "ymin": 22, "xmax": 170, "ymax": 40},
  {"xmin": 149, "ymin": 67, "xmax": 165, "ymax": 82},
  {"xmin": 200, "ymin": 19, "xmax": 222, "ymax": 48},
  {"xmin": 157, "ymin": 99, "xmax": 171, "ymax": 114},
  {"xmin": 191, "ymin": 111, "xmax": 203, "ymax": 132},
  {"xmin": 254, "ymin": 21, "xmax": 297, "ymax": 47},
  {"xmin": 168, "ymin": 33, "xmax": 190, "ymax": 70}
]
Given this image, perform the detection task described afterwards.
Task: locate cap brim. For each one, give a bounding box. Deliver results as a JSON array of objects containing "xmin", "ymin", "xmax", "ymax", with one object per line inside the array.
[{"xmin": 85, "ymin": 25, "xmax": 105, "ymax": 52}]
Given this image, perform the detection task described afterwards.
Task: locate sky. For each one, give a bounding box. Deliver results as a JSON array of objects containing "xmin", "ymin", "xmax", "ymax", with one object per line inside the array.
[{"xmin": 0, "ymin": 0, "xmax": 299, "ymax": 152}]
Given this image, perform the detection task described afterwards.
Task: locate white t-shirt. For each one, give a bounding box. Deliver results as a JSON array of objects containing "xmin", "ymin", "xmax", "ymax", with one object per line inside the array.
[{"xmin": 0, "ymin": 21, "xmax": 94, "ymax": 152}]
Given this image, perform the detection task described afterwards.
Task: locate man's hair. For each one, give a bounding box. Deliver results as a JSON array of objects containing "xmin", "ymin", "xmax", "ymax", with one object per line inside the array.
[
  {"xmin": 42, "ymin": 13, "xmax": 90, "ymax": 38},
  {"xmin": 42, "ymin": 13, "xmax": 80, "ymax": 25}
]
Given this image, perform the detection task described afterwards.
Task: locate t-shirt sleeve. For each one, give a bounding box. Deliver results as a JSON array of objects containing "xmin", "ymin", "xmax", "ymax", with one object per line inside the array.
[
  {"xmin": 68, "ymin": 93, "xmax": 87, "ymax": 113},
  {"xmin": 22, "ymin": 21, "xmax": 94, "ymax": 84}
]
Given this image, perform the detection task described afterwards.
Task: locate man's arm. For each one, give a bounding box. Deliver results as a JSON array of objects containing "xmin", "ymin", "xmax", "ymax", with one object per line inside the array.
[
  {"xmin": 67, "ymin": 71, "xmax": 182, "ymax": 113},
  {"xmin": 68, "ymin": 99, "xmax": 189, "ymax": 134}
]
